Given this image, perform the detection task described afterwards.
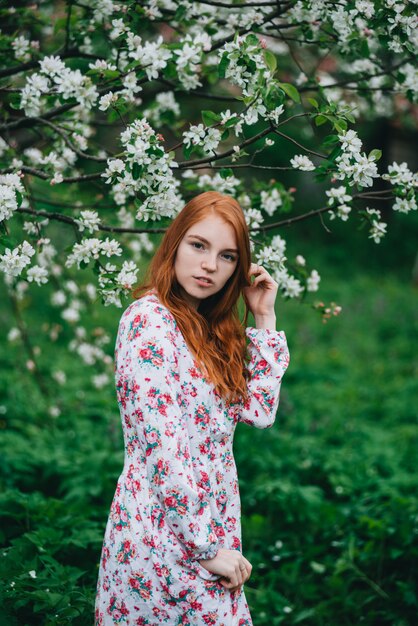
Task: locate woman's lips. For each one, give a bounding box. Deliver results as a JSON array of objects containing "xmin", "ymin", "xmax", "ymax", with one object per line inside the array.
[{"xmin": 193, "ymin": 276, "xmax": 214, "ymax": 287}]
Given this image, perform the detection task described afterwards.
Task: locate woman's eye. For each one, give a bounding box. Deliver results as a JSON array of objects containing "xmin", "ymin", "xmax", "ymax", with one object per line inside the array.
[
  {"xmin": 222, "ymin": 254, "xmax": 236, "ymax": 262},
  {"xmin": 191, "ymin": 242, "xmax": 204, "ymax": 250}
]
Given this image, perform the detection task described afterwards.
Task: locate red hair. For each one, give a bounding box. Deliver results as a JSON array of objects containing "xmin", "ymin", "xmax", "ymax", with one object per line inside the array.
[{"xmin": 133, "ymin": 191, "xmax": 252, "ymax": 401}]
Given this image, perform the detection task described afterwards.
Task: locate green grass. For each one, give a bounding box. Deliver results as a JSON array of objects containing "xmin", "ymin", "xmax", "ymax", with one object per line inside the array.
[{"xmin": 0, "ymin": 269, "xmax": 417, "ymax": 625}]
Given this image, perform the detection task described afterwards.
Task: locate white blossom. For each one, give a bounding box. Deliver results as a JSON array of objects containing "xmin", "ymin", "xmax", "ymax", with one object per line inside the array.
[
  {"xmin": 102, "ymin": 158, "xmax": 125, "ymax": 183},
  {"xmin": 61, "ymin": 307, "xmax": 81, "ymax": 323},
  {"xmin": 369, "ymin": 220, "xmax": 387, "ymax": 243},
  {"xmin": 196, "ymin": 172, "xmax": 240, "ymax": 194},
  {"xmin": 326, "ymin": 187, "xmax": 352, "ymax": 206},
  {"xmin": 51, "ymin": 290, "xmax": 66, "ymax": 306},
  {"xmin": 338, "ymin": 129, "xmax": 362, "ymax": 154},
  {"xmin": 290, "ymin": 155, "xmax": 315, "ymax": 171},
  {"xmin": 117, "ymin": 260, "xmax": 138, "ymax": 289},
  {"xmin": 183, "ymin": 124, "xmax": 222, "ymax": 155},
  {"xmin": 27, "ymin": 265, "xmax": 49, "ymax": 285},
  {"xmin": 88, "ymin": 59, "xmax": 117, "ymax": 72},
  {"xmin": 7, "ymin": 328, "xmax": 20, "ymax": 342},
  {"xmin": 98, "ymin": 91, "xmax": 118, "ymax": 111},
  {"xmin": 271, "ymin": 234, "xmax": 287, "ymax": 257},
  {"xmin": 12, "ymin": 35, "xmax": 31, "ymax": 61},
  {"xmin": 255, "ymin": 245, "xmax": 284, "ymax": 267},
  {"xmin": 75, "ymin": 210, "xmax": 101, "ymax": 233},
  {"xmin": 52, "ymin": 370, "xmax": 67, "ymax": 385},
  {"xmin": 307, "ymin": 269, "xmax": 321, "ymax": 292},
  {"xmin": 266, "ymin": 105, "xmax": 285, "ymax": 125},
  {"xmin": 244, "ymin": 208, "xmax": 264, "ymax": 229},
  {"xmin": 92, "ymin": 373, "xmax": 110, "ymax": 388},
  {"xmin": 382, "ymin": 162, "xmax": 416, "ymax": 186},
  {"xmin": 283, "ymin": 275, "xmax": 304, "ymax": 298},
  {"xmin": 39, "ymin": 55, "xmax": 66, "ymax": 76},
  {"xmin": 350, "ymin": 153, "xmax": 379, "ymax": 187},
  {"xmin": 260, "ymin": 188, "xmax": 282, "ymax": 216},
  {"xmin": 128, "ymin": 35, "xmax": 171, "ymax": 81},
  {"xmin": 66, "ymin": 237, "xmax": 121, "ymax": 268},
  {"xmin": 392, "ymin": 196, "xmax": 417, "ymax": 214},
  {"xmin": 0, "ymin": 185, "xmax": 18, "ymax": 223},
  {"xmin": 0, "ymin": 241, "xmax": 35, "ymax": 278}
]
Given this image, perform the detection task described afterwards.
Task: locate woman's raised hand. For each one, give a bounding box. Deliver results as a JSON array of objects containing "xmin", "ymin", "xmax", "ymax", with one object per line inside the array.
[
  {"xmin": 199, "ymin": 548, "xmax": 252, "ymax": 591},
  {"xmin": 243, "ymin": 263, "xmax": 278, "ymax": 324}
]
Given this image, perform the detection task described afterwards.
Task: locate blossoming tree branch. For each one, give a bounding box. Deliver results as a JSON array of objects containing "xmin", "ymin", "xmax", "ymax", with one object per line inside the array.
[{"xmin": 0, "ymin": 0, "xmax": 417, "ymax": 394}]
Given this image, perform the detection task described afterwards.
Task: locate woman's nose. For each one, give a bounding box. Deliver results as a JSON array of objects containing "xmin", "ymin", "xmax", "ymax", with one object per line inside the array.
[{"xmin": 202, "ymin": 256, "xmax": 217, "ymax": 272}]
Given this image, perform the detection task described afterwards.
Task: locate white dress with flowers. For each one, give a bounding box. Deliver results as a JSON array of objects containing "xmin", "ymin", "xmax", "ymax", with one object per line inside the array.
[{"xmin": 95, "ymin": 292, "xmax": 289, "ymax": 626}]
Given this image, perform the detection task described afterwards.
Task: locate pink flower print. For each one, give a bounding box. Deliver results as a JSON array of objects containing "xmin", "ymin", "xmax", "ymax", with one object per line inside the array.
[
  {"xmin": 139, "ymin": 347, "xmax": 152, "ymax": 361},
  {"xmin": 188, "ymin": 366, "xmax": 200, "ymax": 379},
  {"xmin": 165, "ymin": 495, "xmax": 177, "ymax": 509}
]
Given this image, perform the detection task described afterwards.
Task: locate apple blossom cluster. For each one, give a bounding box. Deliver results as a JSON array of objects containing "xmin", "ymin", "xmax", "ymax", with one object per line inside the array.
[
  {"xmin": 326, "ymin": 187, "xmax": 353, "ymax": 222},
  {"xmin": 382, "ymin": 162, "xmax": 418, "ymax": 214},
  {"xmin": 335, "ymin": 130, "xmax": 378, "ymax": 188},
  {"xmin": 75, "ymin": 211, "xmax": 101, "ymax": 234},
  {"xmin": 183, "ymin": 125, "xmax": 222, "ymax": 156},
  {"xmin": 218, "ymin": 34, "xmax": 273, "ymax": 99},
  {"xmin": 290, "ymin": 155, "xmax": 316, "ymax": 171},
  {"xmin": 285, "ymin": 0, "xmax": 417, "ymax": 59},
  {"xmin": 365, "ymin": 208, "xmax": 388, "ymax": 244},
  {"xmin": 0, "ymin": 241, "xmax": 35, "ymax": 280},
  {"xmin": 0, "ymin": 173, "xmax": 24, "ymax": 223},
  {"xmin": 102, "ymin": 118, "xmax": 182, "ymax": 220},
  {"xmin": 254, "ymin": 235, "xmax": 321, "ymax": 299},
  {"xmin": 66, "ymin": 237, "xmax": 122, "ymax": 269},
  {"xmin": 20, "ymin": 56, "xmax": 98, "ymax": 117},
  {"xmin": 96, "ymin": 260, "xmax": 140, "ymax": 308}
]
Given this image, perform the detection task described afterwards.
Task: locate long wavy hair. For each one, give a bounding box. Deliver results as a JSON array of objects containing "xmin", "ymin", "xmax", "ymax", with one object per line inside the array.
[{"xmin": 133, "ymin": 191, "xmax": 252, "ymax": 401}]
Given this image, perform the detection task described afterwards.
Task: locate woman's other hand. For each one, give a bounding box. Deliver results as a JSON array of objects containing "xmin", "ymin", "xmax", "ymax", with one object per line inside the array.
[{"xmin": 199, "ymin": 548, "xmax": 252, "ymax": 590}]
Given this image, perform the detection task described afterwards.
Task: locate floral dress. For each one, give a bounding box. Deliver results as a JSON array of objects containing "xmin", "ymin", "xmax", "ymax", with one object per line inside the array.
[{"xmin": 95, "ymin": 292, "xmax": 289, "ymax": 626}]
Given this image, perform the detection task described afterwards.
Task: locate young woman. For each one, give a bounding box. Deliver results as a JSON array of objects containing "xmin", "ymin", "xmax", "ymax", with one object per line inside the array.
[{"xmin": 95, "ymin": 191, "xmax": 290, "ymax": 625}]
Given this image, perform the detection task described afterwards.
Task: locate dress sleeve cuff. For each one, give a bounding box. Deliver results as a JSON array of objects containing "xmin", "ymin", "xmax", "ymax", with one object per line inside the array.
[{"xmin": 195, "ymin": 542, "xmax": 219, "ymax": 561}]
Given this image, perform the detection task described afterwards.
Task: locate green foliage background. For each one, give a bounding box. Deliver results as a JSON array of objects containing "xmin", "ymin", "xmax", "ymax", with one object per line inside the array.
[{"xmin": 1, "ymin": 201, "xmax": 417, "ymax": 625}]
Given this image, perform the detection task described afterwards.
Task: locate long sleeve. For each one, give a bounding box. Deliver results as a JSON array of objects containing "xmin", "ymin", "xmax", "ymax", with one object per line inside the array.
[
  {"xmin": 238, "ymin": 327, "xmax": 289, "ymax": 428},
  {"xmin": 116, "ymin": 301, "xmax": 219, "ymax": 561}
]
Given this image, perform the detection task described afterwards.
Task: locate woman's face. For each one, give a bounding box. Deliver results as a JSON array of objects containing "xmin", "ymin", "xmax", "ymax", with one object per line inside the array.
[{"xmin": 174, "ymin": 213, "xmax": 239, "ymax": 309}]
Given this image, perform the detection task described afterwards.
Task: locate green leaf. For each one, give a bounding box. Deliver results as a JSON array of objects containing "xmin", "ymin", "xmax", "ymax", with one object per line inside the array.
[
  {"xmin": 334, "ymin": 120, "xmax": 347, "ymax": 133},
  {"xmin": 218, "ymin": 54, "xmax": 230, "ymax": 79},
  {"xmin": 246, "ymin": 34, "xmax": 260, "ymax": 47},
  {"xmin": 278, "ymin": 82, "xmax": 300, "ymax": 103},
  {"xmin": 219, "ymin": 168, "xmax": 233, "ymax": 179},
  {"xmin": 322, "ymin": 134, "xmax": 339, "ymax": 147},
  {"xmin": 183, "ymin": 143, "xmax": 193, "ymax": 160},
  {"xmin": 369, "ymin": 149, "xmax": 382, "ymax": 161},
  {"xmin": 131, "ymin": 163, "xmax": 141, "ymax": 180},
  {"xmin": 308, "ymin": 98, "xmax": 318, "ymax": 109},
  {"xmin": 263, "ymin": 50, "xmax": 277, "ymax": 73},
  {"xmin": 201, "ymin": 110, "xmax": 220, "ymax": 126},
  {"xmin": 315, "ymin": 115, "xmax": 328, "ymax": 127}
]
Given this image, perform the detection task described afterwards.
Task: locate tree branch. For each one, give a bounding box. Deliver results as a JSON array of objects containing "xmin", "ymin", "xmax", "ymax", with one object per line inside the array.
[
  {"xmin": 33, "ymin": 117, "xmax": 108, "ymax": 162},
  {"xmin": 16, "ymin": 206, "xmax": 167, "ymax": 234},
  {"xmin": 272, "ymin": 129, "xmax": 326, "ymax": 159}
]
